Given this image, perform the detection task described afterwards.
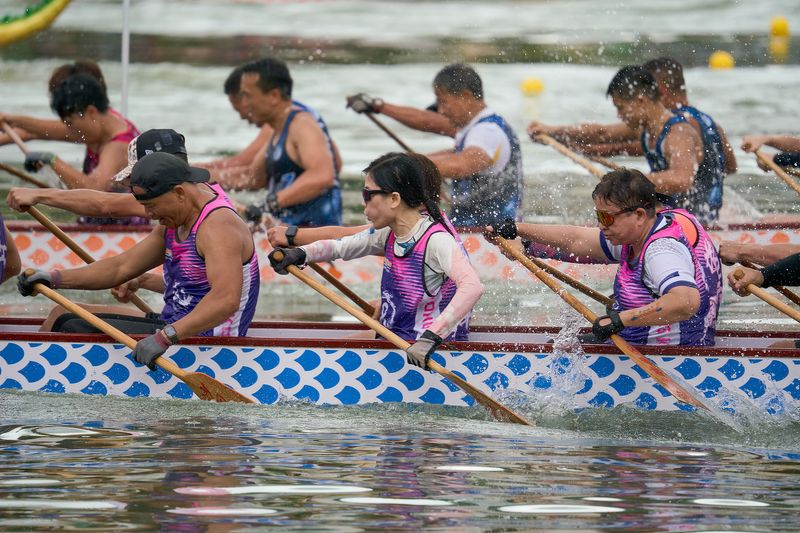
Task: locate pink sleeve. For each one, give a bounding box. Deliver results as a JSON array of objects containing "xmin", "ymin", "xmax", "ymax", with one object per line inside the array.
[{"xmin": 428, "ymin": 245, "xmax": 484, "ymax": 338}]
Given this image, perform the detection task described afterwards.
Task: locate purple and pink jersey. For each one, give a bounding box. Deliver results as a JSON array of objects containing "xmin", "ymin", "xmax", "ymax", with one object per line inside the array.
[
  {"xmin": 161, "ymin": 186, "xmax": 259, "ymax": 336},
  {"xmin": 609, "ymin": 209, "xmax": 722, "ymax": 346},
  {"xmin": 381, "ymin": 221, "xmax": 470, "ymax": 341},
  {"xmin": 0, "ymin": 215, "xmax": 7, "ymax": 282}
]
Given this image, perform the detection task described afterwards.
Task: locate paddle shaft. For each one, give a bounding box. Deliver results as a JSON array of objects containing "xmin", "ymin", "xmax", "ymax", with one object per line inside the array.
[
  {"xmin": 308, "ymin": 262, "xmax": 375, "ymax": 316},
  {"xmin": 366, "ymin": 113, "xmax": 414, "ymax": 152},
  {"xmin": 740, "ymin": 260, "xmax": 800, "ymax": 307},
  {"xmin": 30, "ymin": 278, "xmax": 254, "ymax": 403},
  {"xmin": 2, "ymin": 121, "xmax": 61, "ymax": 185},
  {"xmin": 526, "ymin": 253, "xmax": 613, "ymax": 307},
  {"xmin": 757, "ymin": 150, "xmax": 800, "ymax": 197},
  {"xmin": 734, "ymin": 269, "xmax": 800, "ymax": 324},
  {"xmin": 277, "ymin": 255, "xmax": 532, "ymax": 425},
  {"xmin": 27, "ymin": 206, "xmax": 155, "ymax": 315},
  {"xmin": 0, "ymin": 161, "xmax": 49, "ymax": 188},
  {"xmin": 497, "ymin": 237, "xmax": 712, "ymax": 411},
  {"xmin": 534, "ymin": 134, "xmax": 605, "ymax": 179},
  {"xmin": 587, "ymin": 154, "xmax": 621, "ymax": 170}
]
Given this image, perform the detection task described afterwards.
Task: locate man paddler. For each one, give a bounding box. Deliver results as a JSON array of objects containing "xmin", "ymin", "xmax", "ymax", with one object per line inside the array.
[{"xmin": 17, "ymin": 152, "xmax": 260, "ymax": 370}]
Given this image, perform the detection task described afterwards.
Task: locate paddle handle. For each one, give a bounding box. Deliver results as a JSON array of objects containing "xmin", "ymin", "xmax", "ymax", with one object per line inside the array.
[
  {"xmin": 2, "ymin": 120, "xmax": 62, "ymax": 187},
  {"xmin": 275, "ymin": 253, "xmax": 532, "ymax": 425},
  {"xmin": 366, "ymin": 113, "xmax": 414, "ymax": 152},
  {"xmin": 757, "ymin": 150, "xmax": 800, "ymax": 197},
  {"xmin": 0, "ymin": 161, "xmax": 49, "ymax": 188},
  {"xmin": 27, "ymin": 206, "xmax": 156, "ymax": 315},
  {"xmin": 497, "ymin": 237, "xmax": 711, "ymax": 411},
  {"xmin": 740, "ymin": 260, "xmax": 800, "ymax": 306},
  {"xmin": 29, "ymin": 277, "xmax": 188, "ymax": 379},
  {"xmin": 308, "ymin": 262, "xmax": 376, "ymax": 316},
  {"xmin": 734, "ymin": 269, "xmax": 800, "ymax": 323},
  {"xmin": 534, "ymin": 134, "xmax": 605, "ymax": 178}
]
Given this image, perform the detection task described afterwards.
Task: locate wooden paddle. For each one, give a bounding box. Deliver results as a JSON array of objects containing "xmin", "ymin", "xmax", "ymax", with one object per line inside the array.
[
  {"xmin": 26, "ymin": 206, "xmax": 155, "ymax": 315},
  {"xmin": 27, "ymin": 274, "xmax": 255, "ymax": 404},
  {"xmin": 533, "ymin": 134, "xmax": 605, "ymax": 179},
  {"xmin": 274, "ymin": 252, "xmax": 532, "ymax": 425},
  {"xmin": 365, "ymin": 112, "xmax": 414, "ymax": 152},
  {"xmin": 1, "ymin": 121, "xmax": 61, "ymax": 186},
  {"xmin": 587, "ymin": 154, "xmax": 621, "ymax": 171},
  {"xmin": 494, "ymin": 236, "xmax": 713, "ymax": 411},
  {"xmin": 307, "ymin": 262, "xmax": 376, "ymax": 316},
  {"xmin": 733, "ymin": 269, "xmax": 800, "ymax": 324},
  {"xmin": 756, "ymin": 149, "xmax": 800, "ymax": 197},
  {"xmin": 523, "ymin": 251, "xmax": 613, "ymax": 307},
  {"xmin": 0, "ymin": 161, "xmax": 49, "ymax": 188},
  {"xmin": 739, "ymin": 260, "xmax": 800, "ymax": 307}
]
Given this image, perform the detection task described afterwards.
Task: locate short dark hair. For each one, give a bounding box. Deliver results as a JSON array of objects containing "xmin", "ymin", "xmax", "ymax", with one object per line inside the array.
[
  {"xmin": 224, "ymin": 66, "xmax": 244, "ymax": 96},
  {"xmin": 606, "ymin": 66, "xmax": 659, "ymax": 101},
  {"xmin": 48, "ymin": 60, "xmax": 106, "ymax": 95},
  {"xmin": 592, "ymin": 167, "xmax": 657, "ymax": 217},
  {"xmin": 241, "ymin": 57, "xmax": 293, "ymax": 99},
  {"xmin": 433, "ymin": 63, "xmax": 483, "ymax": 99},
  {"xmin": 642, "ymin": 57, "xmax": 685, "ymax": 93},
  {"xmin": 50, "ymin": 73, "xmax": 110, "ymax": 119}
]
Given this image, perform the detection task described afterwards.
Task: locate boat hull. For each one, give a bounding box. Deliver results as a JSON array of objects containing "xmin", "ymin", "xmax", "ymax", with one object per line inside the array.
[{"xmin": 2, "ymin": 323, "xmax": 798, "ymax": 414}]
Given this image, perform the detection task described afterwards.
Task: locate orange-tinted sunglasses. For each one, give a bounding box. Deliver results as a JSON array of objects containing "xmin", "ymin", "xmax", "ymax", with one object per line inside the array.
[{"xmin": 595, "ymin": 205, "xmax": 642, "ymax": 226}]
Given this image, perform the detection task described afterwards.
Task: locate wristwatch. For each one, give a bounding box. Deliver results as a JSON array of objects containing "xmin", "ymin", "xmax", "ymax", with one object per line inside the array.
[
  {"xmin": 286, "ymin": 225, "xmax": 299, "ymax": 246},
  {"xmin": 162, "ymin": 324, "xmax": 180, "ymax": 345}
]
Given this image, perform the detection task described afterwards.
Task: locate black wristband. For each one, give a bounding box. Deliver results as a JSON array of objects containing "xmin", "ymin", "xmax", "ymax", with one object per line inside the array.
[
  {"xmin": 420, "ymin": 329, "xmax": 443, "ymax": 346},
  {"xmin": 286, "ymin": 225, "xmax": 298, "ymax": 247}
]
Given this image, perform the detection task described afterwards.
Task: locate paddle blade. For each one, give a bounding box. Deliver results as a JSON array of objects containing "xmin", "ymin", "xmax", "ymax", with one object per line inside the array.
[
  {"xmin": 182, "ymin": 372, "xmax": 255, "ymax": 404},
  {"xmin": 428, "ymin": 361, "xmax": 533, "ymax": 426}
]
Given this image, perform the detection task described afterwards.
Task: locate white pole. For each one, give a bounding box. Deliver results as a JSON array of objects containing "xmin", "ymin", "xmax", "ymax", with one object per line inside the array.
[{"xmin": 121, "ymin": 0, "xmax": 131, "ymax": 116}]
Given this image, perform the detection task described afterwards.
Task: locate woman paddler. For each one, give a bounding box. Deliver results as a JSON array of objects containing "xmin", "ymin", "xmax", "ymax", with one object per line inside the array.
[{"xmin": 268, "ymin": 152, "xmax": 484, "ymax": 370}]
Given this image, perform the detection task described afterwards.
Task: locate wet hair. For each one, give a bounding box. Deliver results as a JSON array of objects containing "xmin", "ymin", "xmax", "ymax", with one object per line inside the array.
[
  {"xmin": 363, "ymin": 152, "xmax": 452, "ymax": 235},
  {"xmin": 606, "ymin": 65, "xmax": 659, "ymax": 101},
  {"xmin": 50, "ymin": 73, "xmax": 109, "ymax": 119},
  {"xmin": 592, "ymin": 167, "xmax": 657, "ymax": 217},
  {"xmin": 240, "ymin": 57, "xmax": 293, "ymax": 99},
  {"xmin": 433, "ymin": 63, "xmax": 483, "ymax": 99},
  {"xmin": 224, "ymin": 66, "xmax": 244, "ymax": 96},
  {"xmin": 48, "ymin": 60, "xmax": 106, "ymax": 95},
  {"xmin": 642, "ymin": 57, "xmax": 685, "ymax": 94}
]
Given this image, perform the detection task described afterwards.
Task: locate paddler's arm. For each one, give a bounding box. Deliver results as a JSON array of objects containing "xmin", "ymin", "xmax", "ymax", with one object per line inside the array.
[
  {"xmin": 6, "ymin": 187, "xmax": 146, "ymax": 218},
  {"xmin": 426, "ymin": 146, "xmax": 491, "ymax": 179},
  {"xmin": 377, "ymin": 102, "xmax": 456, "ymax": 137},
  {"xmin": 504, "ymin": 222, "xmax": 610, "ymax": 263},
  {"xmin": 647, "ymin": 122, "xmax": 700, "ymax": 195}
]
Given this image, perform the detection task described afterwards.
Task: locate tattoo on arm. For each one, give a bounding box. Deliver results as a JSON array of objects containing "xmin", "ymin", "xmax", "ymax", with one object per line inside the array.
[{"xmin": 628, "ymin": 302, "xmax": 663, "ymax": 322}]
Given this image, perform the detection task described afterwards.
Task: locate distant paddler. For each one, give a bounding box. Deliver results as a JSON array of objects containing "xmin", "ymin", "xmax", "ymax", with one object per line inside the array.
[
  {"xmin": 269, "ymin": 152, "xmax": 484, "ymax": 370},
  {"xmin": 488, "ymin": 168, "xmax": 722, "ymax": 346},
  {"xmin": 17, "ymin": 152, "xmax": 260, "ymax": 372},
  {"xmin": 346, "ymin": 63, "xmax": 523, "ymax": 226},
  {"xmin": 741, "ymin": 134, "xmax": 800, "ymax": 173},
  {"xmin": 529, "ymin": 61, "xmax": 731, "ymax": 226}
]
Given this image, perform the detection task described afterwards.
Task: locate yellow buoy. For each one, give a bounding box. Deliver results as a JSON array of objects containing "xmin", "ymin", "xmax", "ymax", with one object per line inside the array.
[
  {"xmin": 520, "ymin": 77, "xmax": 544, "ymax": 96},
  {"xmin": 770, "ymin": 16, "xmax": 790, "ymax": 38},
  {"xmin": 769, "ymin": 37, "xmax": 790, "ymax": 63},
  {"xmin": 708, "ymin": 51, "xmax": 735, "ymax": 70}
]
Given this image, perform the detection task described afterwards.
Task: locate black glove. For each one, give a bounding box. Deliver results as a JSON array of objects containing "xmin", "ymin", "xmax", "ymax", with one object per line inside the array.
[
  {"xmin": 243, "ymin": 203, "xmax": 264, "ymax": 223},
  {"xmin": 132, "ymin": 330, "xmax": 171, "ymax": 371},
  {"xmin": 346, "ymin": 93, "xmax": 383, "ymax": 114},
  {"xmin": 493, "ymin": 218, "xmax": 518, "ymax": 240},
  {"xmin": 591, "ymin": 309, "xmax": 625, "ymax": 342},
  {"xmin": 24, "ymin": 151, "xmax": 56, "ymax": 172},
  {"xmin": 18, "ymin": 269, "xmax": 56, "ymax": 297},
  {"xmin": 268, "ymin": 247, "xmax": 307, "ymax": 275},
  {"xmin": 405, "ymin": 330, "xmax": 443, "ymax": 370}
]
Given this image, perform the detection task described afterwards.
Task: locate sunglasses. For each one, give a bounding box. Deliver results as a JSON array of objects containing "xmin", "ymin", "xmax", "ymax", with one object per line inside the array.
[
  {"xmin": 362, "ymin": 187, "xmax": 389, "ymax": 203},
  {"xmin": 595, "ymin": 205, "xmax": 642, "ymax": 226}
]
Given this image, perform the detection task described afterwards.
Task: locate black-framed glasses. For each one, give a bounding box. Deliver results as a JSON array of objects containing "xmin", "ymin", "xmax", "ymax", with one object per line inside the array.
[
  {"xmin": 595, "ymin": 205, "xmax": 642, "ymax": 226},
  {"xmin": 362, "ymin": 188, "xmax": 389, "ymax": 203}
]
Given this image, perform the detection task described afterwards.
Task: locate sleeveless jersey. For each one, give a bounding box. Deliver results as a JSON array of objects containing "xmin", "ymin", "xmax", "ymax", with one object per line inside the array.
[
  {"xmin": 452, "ymin": 113, "xmax": 523, "ymax": 226},
  {"xmin": 0, "ymin": 215, "xmax": 6, "ymax": 282},
  {"xmin": 80, "ymin": 108, "xmax": 147, "ymax": 226},
  {"xmin": 641, "ymin": 113, "xmax": 725, "ymax": 226},
  {"xmin": 265, "ymin": 102, "xmax": 342, "ymax": 227},
  {"xmin": 161, "ymin": 188, "xmax": 259, "ymax": 336},
  {"xmin": 380, "ymin": 220, "xmax": 470, "ymax": 341},
  {"xmin": 612, "ymin": 212, "xmax": 722, "ymax": 346}
]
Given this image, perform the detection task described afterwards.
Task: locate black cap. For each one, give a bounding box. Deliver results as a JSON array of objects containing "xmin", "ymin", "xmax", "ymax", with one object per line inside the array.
[
  {"xmin": 114, "ymin": 129, "xmax": 188, "ymax": 182},
  {"xmin": 130, "ymin": 152, "xmax": 209, "ymax": 200}
]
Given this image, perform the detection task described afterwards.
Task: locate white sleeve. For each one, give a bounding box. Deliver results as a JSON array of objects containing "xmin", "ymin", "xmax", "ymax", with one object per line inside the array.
[
  {"xmin": 642, "ymin": 238, "xmax": 697, "ymax": 295},
  {"xmin": 462, "ymin": 122, "xmax": 510, "ymax": 174},
  {"xmin": 302, "ymin": 226, "xmax": 389, "ymax": 263}
]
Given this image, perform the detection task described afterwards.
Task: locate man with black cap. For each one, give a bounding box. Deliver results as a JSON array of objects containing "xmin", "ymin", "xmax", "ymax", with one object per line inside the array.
[
  {"xmin": 6, "ymin": 128, "xmax": 229, "ymax": 221},
  {"xmin": 17, "ymin": 151, "xmax": 260, "ymax": 371}
]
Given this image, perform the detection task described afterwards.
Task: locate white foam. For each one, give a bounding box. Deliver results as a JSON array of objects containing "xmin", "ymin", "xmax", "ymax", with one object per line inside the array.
[
  {"xmin": 500, "ymin": 504, "xmax": 624, "ymax": 514},
  {"xmin": 433, "ymin": 465, "xmax": 505, "ymax": 472},
  {"xmin": 168, "ymin": 507, "xmax": 278, "ymax": 516},
  {"xmin": 0, "ymin": 499, "xmax": 125, "ymax": 510},
  {"xmin": 175, "ymin": 484, "xmax": 372, "ymax": 496},
  {"xmin": 340, "ymin": 497, "xmax": 452, "ymax": 506},
  {"xmin": 693, "ymin": 498, "xmax": 769, "ymax": 507}
]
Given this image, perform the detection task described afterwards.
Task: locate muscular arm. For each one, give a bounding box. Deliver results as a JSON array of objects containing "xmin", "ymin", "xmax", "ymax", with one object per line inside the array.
[
  {"xmin": 718, "ymin": 241, "xmax": 800, "ymax": 267},
  {"xmin": 528, "ymin": 121, "xmax": 638, "ymax": 146},
  {"xmin": 49, "ymin": 140, "xmax": 128, "ymax": 190},
  {"xmin": 514, "ymin": 223, "xmax": 609, "ymax": 263},
  {"xmin": 378, "ymin": 103, "xmax": 456, "ymax": 137},
  {"xmin": 715, "ymin": 123, "xmax": 737, "ymax": 174},
  {"xmin": 618, "ymin": 286, "xmax": 701, "ymax": 327},
  {"xmin": 275, "ymin": 114, "xmax": 336, "ymax": 208},
  {"xmin": 2, "ymin": 224, "xmax": 21, "ymax": 284},
  {"xmin": 648, "ymin": 123, "xmax": 701, "ymax": 195},
  {"xmin": 171, "ymin": 210, "xmax": 253, "ymax": 340},
  {"xmin": 0, "ymin": 114, "xmax": 83, "ymax": 143},
  {"xmin": 57, "ymin": 228, "xmax": 165, "ymax": 289},
  {"xmin": 575, "ymin": 140, "xmax": 643, "ymax": 157},
  {"xmin": 426, "ymin": 146, "xmax": 491, "ymax": 179},
  {"xmin": 7, "ymin": 187, "xmax": 146, "ymax": 218}
]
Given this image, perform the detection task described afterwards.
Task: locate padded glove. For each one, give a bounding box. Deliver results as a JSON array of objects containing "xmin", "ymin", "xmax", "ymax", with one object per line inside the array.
[
  {"xmin": 268, "ymin": 247, "xmax": 307, "ymax": 275},
  {"xmin": 132, "ymin": 330, "xmax": 171, "ymax": 371},
  {"xmin": 405, "ymin": 330, "xmax": 443, "ymax": 370},
  {"xmin": 591, "ymin": 309, "xmax": 625, "ymax": 342},
  {"xmin": 346, "ymin": 93, "xmax": 384, "ymax": 114},
  {"xmin": 24, "ymin": 151, "xmax": 56, "ymax": 172}
]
